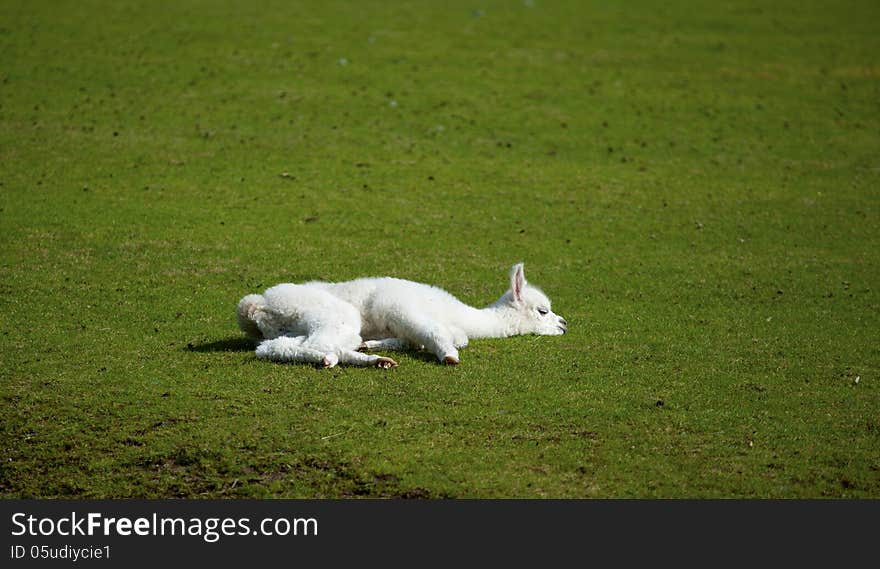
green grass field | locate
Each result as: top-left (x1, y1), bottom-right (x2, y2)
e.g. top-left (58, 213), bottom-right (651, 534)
top-left (1, 0), bottom-right (878, 498)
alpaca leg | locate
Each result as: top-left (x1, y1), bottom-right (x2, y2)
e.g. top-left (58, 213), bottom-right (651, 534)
top-left (450, 327), bottom-right (469, 349)
top-left (338, 350), bottom-right (398, 368)
top-left (255, 336), bottom-right (338, 367)
top-left (388, 316), bottom-right (459, 364)
top-left (359, 338), bottom-right (413, 351)
top-left (266, 334), bottom-right (396, 368)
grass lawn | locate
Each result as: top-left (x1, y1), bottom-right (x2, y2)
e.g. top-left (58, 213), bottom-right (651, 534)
top-left (1, 0), bottom-right (878, 498)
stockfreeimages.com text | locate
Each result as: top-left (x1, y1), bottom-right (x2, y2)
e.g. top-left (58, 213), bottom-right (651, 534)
top-left (11, 512), bottom-right (317, 543)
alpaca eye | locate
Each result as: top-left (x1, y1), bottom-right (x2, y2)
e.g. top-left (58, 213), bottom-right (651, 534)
top-left (537, 308), bottom-right (549, 316)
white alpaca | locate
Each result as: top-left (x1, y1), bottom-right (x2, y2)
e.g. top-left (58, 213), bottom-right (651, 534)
top-left (237, 263), bottom-right (566, 368)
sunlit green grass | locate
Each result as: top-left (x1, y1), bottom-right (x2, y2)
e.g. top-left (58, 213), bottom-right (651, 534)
top-left (1, 0), bottom-right (878, 498)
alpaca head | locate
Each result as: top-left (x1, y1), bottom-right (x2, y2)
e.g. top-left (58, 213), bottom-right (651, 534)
top-left (496, 263), bottom-right (567, 336)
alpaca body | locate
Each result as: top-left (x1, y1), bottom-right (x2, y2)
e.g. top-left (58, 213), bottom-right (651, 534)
top-left (237, 264), bottom-right (566, 368)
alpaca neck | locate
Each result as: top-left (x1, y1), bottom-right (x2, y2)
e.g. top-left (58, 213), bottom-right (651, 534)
top-left (457, 300), bottom-right (518, 339)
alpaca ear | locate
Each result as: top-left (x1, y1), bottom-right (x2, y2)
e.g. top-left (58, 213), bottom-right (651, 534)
top-left (509, 263), bottom-right (526, 303)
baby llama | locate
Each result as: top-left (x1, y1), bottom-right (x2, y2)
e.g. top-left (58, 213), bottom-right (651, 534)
top-left (237, 263), bottom-right (567, 368)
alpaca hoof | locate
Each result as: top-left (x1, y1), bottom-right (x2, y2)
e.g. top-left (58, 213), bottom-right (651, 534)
top-left (322, 354), bottom-right (339, 368)
top-left (357, 341), bottom-right (368, 351)
top-left (442, 355), bottom-right (460, 366)
top-left (376, 357), bottom-right (398, 369)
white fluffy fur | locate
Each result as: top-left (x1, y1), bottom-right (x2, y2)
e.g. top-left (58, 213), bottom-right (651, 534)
top-left (237, 263), bottom-right (566, 368)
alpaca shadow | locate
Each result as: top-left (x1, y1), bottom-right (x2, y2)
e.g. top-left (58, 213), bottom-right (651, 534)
top-left (185, 337), bottom-right (255, 353)
top-left (395, 349), bottom-right (446, 365)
